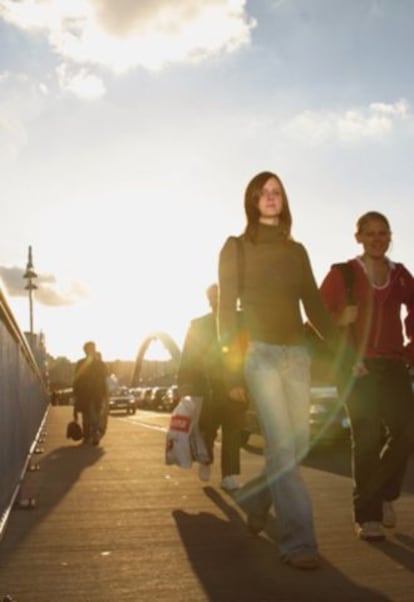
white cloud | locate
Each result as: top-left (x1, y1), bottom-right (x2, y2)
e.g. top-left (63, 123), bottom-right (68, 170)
top-left (0, 72), bottom-right (27, 161)
top-left (0, 0), bottom-right (255, 72)
top-left (282, 99), bottom-right (412, 145)
top-left (0, 72), bottom-right (52, 160)
top-left (369, 99), bottom-right (409, 117)
top-left (0, 107), bottom-right (27, 160)
top-left (36, 280), bottom-right (90, 306)
top-left (0, 265), bottom-right (89, 306)
top-left (56, 63), bottom-right (106, 99)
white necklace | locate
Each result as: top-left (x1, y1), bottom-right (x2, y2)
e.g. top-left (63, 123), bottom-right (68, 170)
top-left (356, 256), bottom-right (392, 290)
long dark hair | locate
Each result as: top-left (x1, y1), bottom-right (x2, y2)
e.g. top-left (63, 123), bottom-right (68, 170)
top-left (243, 171), bottom-right (292, 242)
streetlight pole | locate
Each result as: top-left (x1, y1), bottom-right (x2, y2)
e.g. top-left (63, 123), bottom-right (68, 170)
top-left (23, 245), bottom-right (37, 336)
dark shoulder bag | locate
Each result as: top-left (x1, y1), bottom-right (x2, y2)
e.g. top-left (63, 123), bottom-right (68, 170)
top-left (306, 262), bottom-right (355, 386)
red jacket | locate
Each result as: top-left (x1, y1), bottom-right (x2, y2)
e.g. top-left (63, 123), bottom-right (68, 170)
top-left (320, 258), bottom-right (414, 366)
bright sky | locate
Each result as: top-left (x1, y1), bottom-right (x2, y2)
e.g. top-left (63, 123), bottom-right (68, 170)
top-left (1, 0), bottom-right (413, 362)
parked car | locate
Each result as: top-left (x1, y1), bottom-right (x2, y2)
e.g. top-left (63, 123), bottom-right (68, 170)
top-left (142, 387), bottom-right (155, 409)
top-left (162, 385), bottom-right (180, 412)
top-left (51, 388), bottom-right (74, 406)
top-left (108, 387), bottom-right (137, 415)
top-left (242, 385), bottom-right (350, 449)
top-left (309, 386), bottom-right (350, 446)
top-left (131, 387), bottom-right (145, 408)
top-left (309, 372), bottom-right (414, 446)
top-left (148, 386), bottom-right (169, 411)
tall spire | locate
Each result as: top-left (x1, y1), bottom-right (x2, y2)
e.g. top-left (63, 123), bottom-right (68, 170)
top-left (23, 245), bottom-right (38, 335)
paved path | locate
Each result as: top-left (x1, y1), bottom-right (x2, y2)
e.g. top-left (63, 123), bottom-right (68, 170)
top-left (0, 406), bottom-right (413, 601)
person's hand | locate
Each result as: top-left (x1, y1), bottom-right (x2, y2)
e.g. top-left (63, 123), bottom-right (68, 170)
top-left (403, 342), bottom-right (414, 368)
top-left (337, 304), bottom-right (358, 326)
top-left (352, 361), bottom-right (368, 377)
top-left (228, 386), bottom-right (248, 403)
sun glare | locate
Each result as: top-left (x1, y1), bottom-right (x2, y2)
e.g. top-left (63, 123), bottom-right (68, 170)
top-left (11, 154), bottom-right (225, 362)
top-left (144, 339), bottom-right (172, 361)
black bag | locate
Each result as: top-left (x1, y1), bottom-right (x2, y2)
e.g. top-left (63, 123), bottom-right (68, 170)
top-left (305, 262), bottom-right (355, 386)
top-left (66, 420), bottom-right (83, 441)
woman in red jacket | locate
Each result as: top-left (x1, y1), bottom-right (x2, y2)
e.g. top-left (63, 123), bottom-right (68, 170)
top-left (320, 211), bottom-right (414, 542)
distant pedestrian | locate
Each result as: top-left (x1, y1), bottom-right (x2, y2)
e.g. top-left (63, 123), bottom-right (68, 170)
top-left (73, 341), bottom-right (108, 445)
top-left (320, 211), bottom-right (414, 541)
top-left (217, 170), bottom-right (340, 570)
top-left (177, 284), bottom-right (245, 491)
top-left (50, 390), bottom-right (58, 406)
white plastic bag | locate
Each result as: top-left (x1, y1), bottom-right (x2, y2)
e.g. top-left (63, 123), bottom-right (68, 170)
top-left (165, 396), bottom-right (209, 468)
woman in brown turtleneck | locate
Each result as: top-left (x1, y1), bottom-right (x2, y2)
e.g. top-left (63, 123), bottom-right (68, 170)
top-left (218, 171), bottom-right (338, 570)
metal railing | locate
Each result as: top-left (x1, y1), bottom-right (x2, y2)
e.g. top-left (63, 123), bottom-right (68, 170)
top-left (0, 286), bottom-right (49, 540)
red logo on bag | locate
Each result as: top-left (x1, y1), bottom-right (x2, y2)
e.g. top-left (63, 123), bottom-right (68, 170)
top-left (170, 415), bottom-right (191, 433)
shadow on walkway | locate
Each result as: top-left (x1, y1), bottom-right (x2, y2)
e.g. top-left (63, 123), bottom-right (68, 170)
top-left (3, 444), bottom-right (104, 551)
top-left (173, 486), bottom-right (392, 602)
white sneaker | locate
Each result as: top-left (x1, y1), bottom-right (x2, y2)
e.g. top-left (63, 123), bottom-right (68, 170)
top-left (220, 475), bottom-right (241, 492)
top-left (355, 521), bottom-right (385, 541)
top-left (198, 463), bottom-right (211, 482)
top-left (382, 501), bottom-right (396, 528)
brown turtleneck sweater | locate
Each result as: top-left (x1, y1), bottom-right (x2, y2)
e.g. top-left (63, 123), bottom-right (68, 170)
top-left (218, 223), bottom-right (338, 384)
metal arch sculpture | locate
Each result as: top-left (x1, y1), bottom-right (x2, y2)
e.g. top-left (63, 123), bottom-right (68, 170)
top-left (130, 330), bottom-right (181, 387)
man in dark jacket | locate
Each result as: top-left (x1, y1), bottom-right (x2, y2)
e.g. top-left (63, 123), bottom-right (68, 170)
top-left (177, 284), bottom-right (245, 491)
top-left (73, 341), bottom-right (108, 445)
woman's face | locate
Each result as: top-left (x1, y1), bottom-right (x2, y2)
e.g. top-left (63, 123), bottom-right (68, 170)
top-left (355, 218), bottom-right (391, 259)
top-left (257, 177), bottom-right (283, 223)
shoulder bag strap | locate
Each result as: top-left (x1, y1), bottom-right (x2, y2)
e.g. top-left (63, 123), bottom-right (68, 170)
top-left (331, 262), bottom-right (355, 304)
top-left (231, 236), bottom-right (245, 309)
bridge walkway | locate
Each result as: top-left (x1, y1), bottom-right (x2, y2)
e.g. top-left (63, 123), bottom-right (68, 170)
top-left (0, 406), bottom-right (413, 601)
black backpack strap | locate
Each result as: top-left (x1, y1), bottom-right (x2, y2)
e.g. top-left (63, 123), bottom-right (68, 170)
top-left (331, 262), bottom-right (354, 304)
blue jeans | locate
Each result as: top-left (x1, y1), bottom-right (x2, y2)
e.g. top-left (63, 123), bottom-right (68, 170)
top-left (243, 341), bottom-right (317, 557)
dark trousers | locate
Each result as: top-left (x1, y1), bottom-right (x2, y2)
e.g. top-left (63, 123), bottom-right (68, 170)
top-left (199, 397), bottom-right (243, 478)
top-left (79, 398), bottom-right (105, 442)
top-left (345, 358), bottom-right (414, 523)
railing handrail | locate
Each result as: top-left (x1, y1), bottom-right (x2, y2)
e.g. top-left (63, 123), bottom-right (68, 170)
top-left (0, 284), bottom-right (46, 387)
